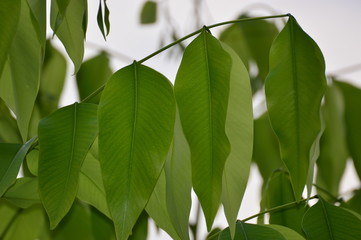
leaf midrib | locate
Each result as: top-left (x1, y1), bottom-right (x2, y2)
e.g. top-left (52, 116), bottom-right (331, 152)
top-left (320, 200), bottom-right (335, 240)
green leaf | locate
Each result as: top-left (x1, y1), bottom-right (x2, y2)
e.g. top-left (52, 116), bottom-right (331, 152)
top-left (263, 170), bottom-right (307, 234)
top-left (164, 109), bottom-right (192, 240)
top-left (316, 84), bottom-right (348, 198)
top-left (76, 52), bottom-right (112, 103)
top-left (220, 43), bottom-right (253, 237)
top-left (78, 152), bottom-right (110, 218)
top-left (0, 0), bottom-right (21, 77)
top-left (128, 211), bottom-right (148, 240)
top-left (266, 225), bottom-right (305, 240)
top-left (90, 208), bottom-right (116, 240)
top-left (8, 0), bottom-right (42, 141)
top-left (174, 29), bottom-right (231, 230)
top-left (0, 199), bottom-right (19, 236)
top-left (50, 0), bottom-right (85, 72)
top-left (302, 197), bottom-right (361, 239)
top-left (26, 148), bottom-right (39, 176)
top-left (37, 41), bottom-right (67, 117)
top-left (96, 0), bottom-right (110, 39)
top-left (38, 103), bottom-right (98, 229)
top-left (98, 62), bottom-right (175, 240)
top-left (27, 0), bottom-right (47, 47)
top-left (265, 16), bottom-right (327, 199)
top-left (0, 99), bottom-right (22, 143)
top-left (140, 1), bottom-right (157, 24)
top-left (0, 138), bottom-right (35, 197)
top-left (335, 81), bottom-right (361, 180)
top-left (3, 177), bottom-right (39, 208)
top-left (217, 222), bottom-right (286, 240)
top-left (342, 189), bottom-right (361, 215)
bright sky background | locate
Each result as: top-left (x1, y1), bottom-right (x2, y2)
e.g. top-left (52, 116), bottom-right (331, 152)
top-left (54, 0), bottom-right (361, 239)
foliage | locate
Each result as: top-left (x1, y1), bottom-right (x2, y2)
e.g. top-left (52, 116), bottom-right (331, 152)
top-left (1, 1), bottom-right (361, 240)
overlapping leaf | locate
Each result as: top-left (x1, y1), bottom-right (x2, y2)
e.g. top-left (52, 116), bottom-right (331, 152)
top-left (3, 177), bottom-right (39, 208)
top-left (0, 199), bottom-right (18, 236)
top-left (27, 0), bottom-right (47, 47)
top-left (38, 103), bottom-right (98, 228)
top-left (265, 16), bottom-right (327, 199)
top-left (99, 62), bottom-right (175, 240)
top-left (174, 29), bottom-right (231, 230)
top-left (0, 99), bottom-right (22, 143)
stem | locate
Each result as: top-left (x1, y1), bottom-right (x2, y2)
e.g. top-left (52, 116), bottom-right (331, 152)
top-left (241, 195), bottom-right (318, 222)
top-left (81, 85), bottom-right (106, 103)
top-left (313, 184), bottom-right (341, 203)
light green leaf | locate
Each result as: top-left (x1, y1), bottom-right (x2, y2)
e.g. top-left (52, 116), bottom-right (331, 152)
top-left (26, 148), bottom-right (39, 176)
top-left (302, 197), bottom-right (361, 239)
top-left (220, 43), bottom-right (253, 237)
top-left (140, 1), bottom-right (157, 24)
top-left (316, 84), bottom-right (348, 198)
top-left (146, 171), bottom-right (180, 240)
top-left (0, 138), bottom-right (35, 197)
top-left (0, 62), bottom-right (15, 112)
top-left (265, 16), bottom-right (327, 199)
top-left (165, 109), bottom-right (192, 240)
top-left (0, 199), bottom-right (18, 236)
top-left (335, 81), bottom-right (361, 180)
top-left (78, 152), bottom-right (110, 218)
top-left (76, 51), bottom-right (112, 103)
top-left (51, 0), bottom-right (85, 72)
top-left (38, 103), bottom-right (98, 229)
top-left (266, 225), bottom-right (305, 240)
top-left (174, 29), bottom-right (231, 230)
top-left (9, 0), bottom-right (42, 141)
top-left (99, 62), bottom-right (175, 240)
top-left (0, 0), bottom-right (21, 77)
top-left (0, 99), bottom-right (22, 143)
top-left (3, 177), bottom-right (39, 208)
top-left (27, 0), bottom-right (47, 47)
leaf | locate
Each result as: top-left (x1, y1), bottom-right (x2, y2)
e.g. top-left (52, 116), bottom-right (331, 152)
top-left (0, 138), bottom-right (35, 197)
top-left (76, 51), bottom-right (112, 103)
top-left (3, 177), bottom-right (39, 208)
top-left (26, 148), bottom-right (39, 176)
top-left (220, 43), bottom-right (253, 237)
top-left (38, 103), bottom-right (98, 229)
top-left (140, 1), bottom-right (157, 24)
top-left (265, 16), bottom-right (327, 199)
top-left (90, 208), bottom-right (116, 240)
top-left (0, 99), bottom-right (22, 143)
top-left (342, 189), bottom-right (361, 215)
top-left (316, 84), bottom-right (348, 198)
top-left (98, 62), bottom-right (175, 240)
top-left (174, 29), bottom-right (231, 230)
top-left (50, 0), bottom-right (85, 72)
top-left (8, 0), bottom-right (42, 141)
top-left (335, 81), bottom-right (361, 180)
top-left (0, 199), bottom-right (18, 236)
top-left (164, 109), bottom-right (192, 240)
top-left (27, 0), bottom-right (47, 47)
top-left (266, 225), bottom-right (305, 240)
top-left (0, 0), bottom-right (21, 77)
top-left (97, 0), bottom-right (110, 39)
top-left (302, 197), bottom-right (361, 239)
top-left (128, 211), bottom-right (148, 240)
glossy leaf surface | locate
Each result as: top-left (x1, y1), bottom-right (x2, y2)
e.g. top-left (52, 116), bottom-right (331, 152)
top-left (265, 16), bottom-right (327, 199)
top-left (99, 62), bottom-right (175, 240)
top-left (174, 29), bottom-right (231, 230)
top-left (38, 103), bottom-right (98, 228)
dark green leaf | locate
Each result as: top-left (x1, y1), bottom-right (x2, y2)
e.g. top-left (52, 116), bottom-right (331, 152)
top-left (96, 0), bottom-right (110, 40)
top-left (3, 177), bottom-right (39, 208)
top-left (342, 189), bottom-right (361, 215)
top-left (174, 29), bottom-right (231, 230)
top-left (38, 103), bottom-right (98, 229)
top-left (140, 1), bottom-right (157, 24)
top-left (99, 62), bottom-right (175, 240)
top-left (0, 199), bottom-right (19, 236)
top-left (0, 99), bottom-right (22, 143)
top-left (27, 0), bottom-right (47, 47)
top-left (97, 0), bottom-right (106, 40)
top-left (128, 211), bottom-right (148, 240)
top-left (302, 197), bottom-right (361, 240)
top-left (265, 16), bottom-right (327, 199)
top-left (76, 52), bottom-right (112, 103)
top-left (90, 208), bottom-right (116, 240)
top-left (221, 43), bottom-right (253, 237)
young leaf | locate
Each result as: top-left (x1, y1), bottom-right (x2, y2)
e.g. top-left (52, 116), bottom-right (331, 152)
top-left (221, 43), bottom-right (253, 237)
top-left (3, 177), bottom-right (39, 208)
top-left (0, 99), bottom-right (22, 143)
top-left (335, 81), bottom-right (361, 180)
top-left (302, 197), bottom-right (361, 239)
top-left (265, 16), bottom-right (327, 199)
top-left (174, 29), bottom-right (232, 230)
top-left (38, 103), bottom-right (98, 229)
top-left (98, 62), bottom-right (175, 240)
top-left (140, 1), bottom-right (157, 24)
top-left (0, 138), bottom-right (35, 197)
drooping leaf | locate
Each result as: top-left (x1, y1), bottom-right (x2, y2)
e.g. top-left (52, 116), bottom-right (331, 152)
top-left (302, 197), bottom-right (361, 239)
top-left (140, 1), bottom-right (157, 24)
top-left (0, 99), bottom-right (22, 143)
top-left (27, 0), bottom-right (47, 47)
top-left (265, 16), bottom-right (327, 199)
top-left (99, 62), bottom-right (175, 240)
top-left (220, 43), bottom-right (253, 237)
top-left (76, 52), bottom-right (112, 103)
top-left (38, 103), bottom-right (98, 229)
top-left (0, 138), bottom-right (35, 197)
top-left (174, 29), bottom-right (231, 230)
top-left (164, 109), bottom-right (192, 240)
top-left (0, 0), bottom-right (21, 77)
top-left (97, 0), bottom-right (110, 39)
top-left (0, 199), bottom-right (19, 236)
top-left (335, 81), bottom-right (361, 180)
top-left (3, 177), bottom-right (39, 208)
top-left (316, 84), bottom-right (348, 199)
top-left (50, 0), bottom-right (85, 72)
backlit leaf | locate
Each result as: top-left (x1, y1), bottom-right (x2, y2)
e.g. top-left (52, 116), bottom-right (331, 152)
top-left (38, 103), bottom-right (98, 229)
top-left (3, 177), bottom-right (39, 208)
top-left (174, 29), bottom-right (231, 230)
top-left (99, 62), bottom-right (175, 240)
top-left (265, 16), bottom-right (327, 199)
top-left (266, 225), bottom-right (305, 240)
